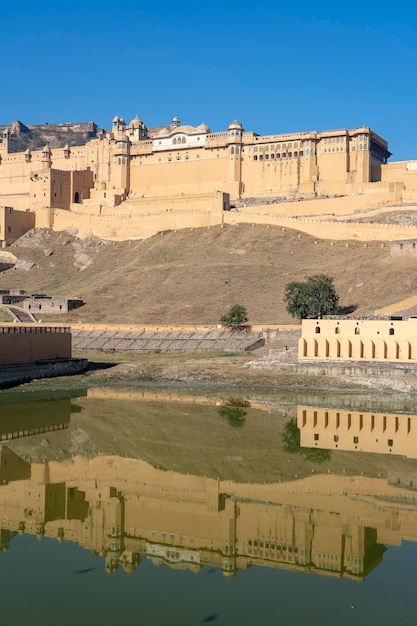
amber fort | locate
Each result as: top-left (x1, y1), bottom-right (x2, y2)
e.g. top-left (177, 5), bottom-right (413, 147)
top-left (2, 113), bottom-right (417, 246)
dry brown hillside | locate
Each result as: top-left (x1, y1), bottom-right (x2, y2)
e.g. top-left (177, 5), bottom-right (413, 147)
top-left (1, 224), bottom-right (417, 325)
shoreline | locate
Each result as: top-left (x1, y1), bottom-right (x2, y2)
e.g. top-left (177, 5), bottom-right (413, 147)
top-left (1, 348), bottom-right (416, 397)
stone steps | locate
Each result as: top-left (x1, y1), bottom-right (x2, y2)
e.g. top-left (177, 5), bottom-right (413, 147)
top-left (71, 330), bottom-right (265, 353)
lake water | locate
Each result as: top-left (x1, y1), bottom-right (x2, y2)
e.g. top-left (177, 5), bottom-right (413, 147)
top-left (0, 387), bottom-right (416, 625)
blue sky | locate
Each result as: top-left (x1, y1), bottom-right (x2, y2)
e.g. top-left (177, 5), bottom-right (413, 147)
top-left (2, 1), bottom-right (417, 161)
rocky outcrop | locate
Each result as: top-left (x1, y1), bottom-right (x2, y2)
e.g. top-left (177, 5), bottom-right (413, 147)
top-left (0, 119), bottom-right (102, 152)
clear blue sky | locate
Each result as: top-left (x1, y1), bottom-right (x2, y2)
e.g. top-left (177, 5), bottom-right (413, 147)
top-left (2, 1), bottom-right (417, 161)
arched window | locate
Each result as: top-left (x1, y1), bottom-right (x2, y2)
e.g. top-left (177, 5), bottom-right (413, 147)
top-left (355, 327), bottom-right (360, 335)
top-left (173, 138), bottom-right (177, 145)
top-left (315, 326), bottom-right (321, 334)
top-left (74, 192), bottom-right (80, 203)
top-left (335, 327), bottom-right (340, 334)
top-left (389, 328), bottom-right (395, 335)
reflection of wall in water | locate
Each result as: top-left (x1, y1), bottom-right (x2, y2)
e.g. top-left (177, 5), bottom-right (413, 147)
top-left (298, 406), bottom-right (417, 458)
top-left (0, 453), bottom-right (416, 580)
top-left (0, 398), bottom-right (71, 442)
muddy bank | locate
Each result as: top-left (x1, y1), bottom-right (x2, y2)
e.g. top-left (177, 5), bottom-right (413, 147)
top-left (4, 348), bottom-right (416, 397)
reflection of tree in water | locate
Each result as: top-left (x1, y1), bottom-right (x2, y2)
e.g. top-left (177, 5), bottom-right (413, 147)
top-left (282, 418), bottom-right (331, 463)
top-left (218, 399), bottom-right (250, 428)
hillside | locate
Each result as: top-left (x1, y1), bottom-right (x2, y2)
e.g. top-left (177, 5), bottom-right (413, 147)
top-left (0, 120), bottom-right (100, 152)
top-left (1, 224), bottom-right (417, 325)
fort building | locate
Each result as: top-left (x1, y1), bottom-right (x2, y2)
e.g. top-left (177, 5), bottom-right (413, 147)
top-left (2, 113), bottom-right (417, 245)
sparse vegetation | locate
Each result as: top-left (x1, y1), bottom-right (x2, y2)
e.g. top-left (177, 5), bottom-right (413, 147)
top-left (4, 223), bottom-right (417, 326)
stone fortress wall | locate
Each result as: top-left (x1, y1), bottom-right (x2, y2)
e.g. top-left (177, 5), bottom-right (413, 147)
top-left (1, 113), bottom-right (417, 245)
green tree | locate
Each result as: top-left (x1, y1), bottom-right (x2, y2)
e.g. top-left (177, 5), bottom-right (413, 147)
top-left (284, 274), bottom-right (339, 319)
top-left (219, 304), bottom-right (249, 330)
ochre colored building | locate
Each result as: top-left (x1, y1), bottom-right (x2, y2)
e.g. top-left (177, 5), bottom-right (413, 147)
top-left (298, 317), bottom-right (417, 363)
top-left (2, 114), bottom-right (417, 244)
top-left (0, 114), bottom-right (402, 244)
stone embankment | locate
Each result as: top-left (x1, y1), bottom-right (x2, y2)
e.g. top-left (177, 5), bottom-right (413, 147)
top-left (0, 358), bottom-right (88, 389)
top-left (72, 328), bottom-right (265, 352)
top-left (246, 347), bottom-right (417, 391)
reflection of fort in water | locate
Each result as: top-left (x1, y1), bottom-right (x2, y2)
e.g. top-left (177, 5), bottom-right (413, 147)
top-left (1, 446), bottom-right (417, 581)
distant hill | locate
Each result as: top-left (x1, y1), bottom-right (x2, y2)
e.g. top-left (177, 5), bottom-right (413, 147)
top-left (0, 120), bottom-right (102, 152)
top-left (1, 224), bottom-right (417, 326)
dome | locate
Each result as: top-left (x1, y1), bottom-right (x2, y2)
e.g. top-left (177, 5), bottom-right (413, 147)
top-left (172, 116), bottom-right (181, 126)
top-left (119, 117), bottom-right (126, 126)
top-left (130, 115), bottom-right (142, 130)
top-left (112, 115), bottom-right (120, 124)
top-left (197, 123), bottom-right (210, 133)
top-left (227, 120), bottom-right (243, 130)
top-left (174, 125), bottom-right (195, 135)
top-left (228, 120), bottom-right (243, 131)
top-left (117, 132), bottom-right (129, 142)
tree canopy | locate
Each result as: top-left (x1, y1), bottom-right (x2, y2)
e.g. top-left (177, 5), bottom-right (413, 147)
top-left (219, 304), bottom-right (249, 330)
top-left (284, 274), bottom-right (339, 319)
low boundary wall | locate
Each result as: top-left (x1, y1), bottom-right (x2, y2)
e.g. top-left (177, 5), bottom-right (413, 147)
top-left (276, 360), bottom-right (417, 379)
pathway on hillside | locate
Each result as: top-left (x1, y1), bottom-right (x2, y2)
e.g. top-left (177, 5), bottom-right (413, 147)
top-left (1, 305), bottom-right (37, 323)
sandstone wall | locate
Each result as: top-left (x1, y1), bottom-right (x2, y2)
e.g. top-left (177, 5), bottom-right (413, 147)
top-left (0, 326), bottom-right (71, 365)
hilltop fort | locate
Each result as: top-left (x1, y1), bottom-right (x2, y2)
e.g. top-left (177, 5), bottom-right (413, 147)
top-left (1, 114), bottom-right (417, 246)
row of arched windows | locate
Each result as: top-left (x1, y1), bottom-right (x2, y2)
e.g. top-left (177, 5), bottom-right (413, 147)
top-left (315, 326), bottom-right (395, 335)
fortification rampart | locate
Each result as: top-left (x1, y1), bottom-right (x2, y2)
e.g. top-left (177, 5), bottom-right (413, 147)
top-left (32, 191), bottom-right (417, 243)
top-left (225, 211), bottom-right (417, 241)
top-left (46, 190), bottom-right (226, 240)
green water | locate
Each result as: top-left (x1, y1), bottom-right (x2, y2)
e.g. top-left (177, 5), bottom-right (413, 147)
top-left (0, 388), bottom-right (416, 625)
